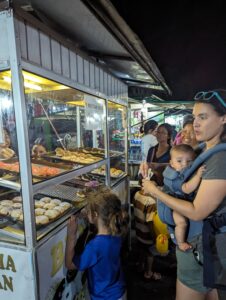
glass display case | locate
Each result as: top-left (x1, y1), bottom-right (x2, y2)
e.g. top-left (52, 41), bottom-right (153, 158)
top-left (108, 101), bottom-right (127, 186)
top-left (0, 10), bottom-right (129, 300)
top-left (0, 69), bottom-right (128, 245)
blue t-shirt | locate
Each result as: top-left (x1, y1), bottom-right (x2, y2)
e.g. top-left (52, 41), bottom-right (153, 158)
top-left (73, 235), bottom-right (125, 300)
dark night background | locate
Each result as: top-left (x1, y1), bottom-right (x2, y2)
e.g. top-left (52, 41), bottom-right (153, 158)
top-left (111, 0), bottom-right (226, 100)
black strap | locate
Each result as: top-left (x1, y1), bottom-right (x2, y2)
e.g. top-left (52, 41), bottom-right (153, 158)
top-left (202, 213), bottom-right (226, 290)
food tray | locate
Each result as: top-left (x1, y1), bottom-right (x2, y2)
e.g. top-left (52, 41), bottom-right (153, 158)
top-left (16, 205), bottom-right (72, 229)
top-left (91, 170), bottom-right (125, 179)
top-left (38, 185), bottom-right (83, 202)
top-left (43, 152), bottom-right (102, 165)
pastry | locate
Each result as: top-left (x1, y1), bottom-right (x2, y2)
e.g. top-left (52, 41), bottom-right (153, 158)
top-left (55, 147), bottom-right (65, 157)
top-left (59, 202), bottom-right (71, 211)
top-left (35, 215), bottom-right (49, 225)
top-left (45, 209), bottom-right (60, 219)
top-left (76, 191), bottom-right (85, 198)
top-left (1, 200), bottom-right (13, 206)
top-left (0, 206), bottom-right (12, 215)
top-left (40, 197), bottom-right (52, 203)
top-left (0, 147), bottom-right (15, 159)
top-left (43, 203), bottom-right (56, 210)
top-left (12, 203), bottom-right (22, 209)
top-left (35, 201), bottom-right (45, 208)
top-left (11, 209), bottom-right (22, 219)
top-left (50, 199), bottom-right (61, 205)
top-left (19, 213), bottom-right (24, 221)
top-left (12, 196), bottom-right (22, 203)
top-left (54, 206), bottom-right (65, 214)
top-left (35, 208), bottom-right (46, 216)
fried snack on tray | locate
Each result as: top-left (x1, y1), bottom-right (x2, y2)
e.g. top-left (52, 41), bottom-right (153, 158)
top-left (0, 148), bottom-right (15, 160)
top-left (55, 147), bottom-right (65, 157)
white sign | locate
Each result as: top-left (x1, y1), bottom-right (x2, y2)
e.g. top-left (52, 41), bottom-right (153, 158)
top-left (84, 95), bottom-right (104, 130)
top-left (0, 247), bottom-right (36, 300)
top-left (37, 220), bottom-right (89, 300)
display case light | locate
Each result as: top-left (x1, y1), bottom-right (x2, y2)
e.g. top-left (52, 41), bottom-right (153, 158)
top-left (3, 76), bottom-right (42, 91)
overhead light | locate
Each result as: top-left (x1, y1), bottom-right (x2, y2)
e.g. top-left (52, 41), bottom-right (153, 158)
top-left (3, 76), bottom-right (42, 91)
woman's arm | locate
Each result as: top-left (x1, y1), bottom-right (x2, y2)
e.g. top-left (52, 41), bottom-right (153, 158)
top-left (65, 215), bottom-right (78, 270)
top-left (142, 179), bottom-right (226, 221)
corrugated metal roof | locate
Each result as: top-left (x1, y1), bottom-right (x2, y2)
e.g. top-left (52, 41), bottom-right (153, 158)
top-left (11, 0), bottom-right (170, 98)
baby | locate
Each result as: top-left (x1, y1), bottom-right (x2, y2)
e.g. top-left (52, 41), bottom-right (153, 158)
top-left (166, 144), bottom-right (205, 251)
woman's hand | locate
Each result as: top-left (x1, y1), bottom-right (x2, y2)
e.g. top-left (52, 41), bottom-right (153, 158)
top-left (139, 161), bottom-right (149, 178)
top-left (67, 215), bottom-right (78, 236)
top-left (142, 179), bottom-right (159, 197)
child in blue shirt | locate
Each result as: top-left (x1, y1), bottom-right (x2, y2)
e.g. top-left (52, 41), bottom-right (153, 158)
top-left (65, 189), bottom-right (128, 300)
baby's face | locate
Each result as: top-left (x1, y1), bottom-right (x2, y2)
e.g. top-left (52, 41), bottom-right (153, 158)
top-left (170, 150), bottom-right (194, 171)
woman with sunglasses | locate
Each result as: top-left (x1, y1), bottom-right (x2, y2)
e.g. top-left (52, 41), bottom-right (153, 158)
top-left (142, 90), bottom-right (226, 300)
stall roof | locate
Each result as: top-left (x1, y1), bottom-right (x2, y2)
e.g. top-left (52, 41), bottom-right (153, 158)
top-left (10, 0), bottom-right (170, 99)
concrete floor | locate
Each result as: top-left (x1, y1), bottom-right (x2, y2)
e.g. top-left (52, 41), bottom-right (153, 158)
top-left (124, 230), bottom-right (177, 300)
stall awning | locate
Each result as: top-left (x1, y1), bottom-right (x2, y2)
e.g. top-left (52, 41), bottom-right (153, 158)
top-left (11, 0), bottom-right (171, 98)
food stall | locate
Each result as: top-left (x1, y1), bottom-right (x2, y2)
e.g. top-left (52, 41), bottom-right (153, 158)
top-left (0, 8), bottom-right (128, 300)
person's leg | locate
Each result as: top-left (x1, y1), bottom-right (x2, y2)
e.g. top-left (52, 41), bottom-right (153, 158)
top-left (144, 252), bottom-right (162, 280)
top-left (144, 252), bottom-right (153, 278)
top-left (176, 279), bottom-right (206, 300)
top-left (173, 211), bottom-right (191, 251)
top-left (206, 289), bottom-right (219, 300)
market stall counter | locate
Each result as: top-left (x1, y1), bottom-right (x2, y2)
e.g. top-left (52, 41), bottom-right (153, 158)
top-left (0, 8), bottom-right (129, 300)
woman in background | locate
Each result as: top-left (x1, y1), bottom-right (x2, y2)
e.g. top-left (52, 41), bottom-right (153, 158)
top-left (141, 120), bottom-right (158, 161)
top-left (146, 123), bottom-right (172, 185)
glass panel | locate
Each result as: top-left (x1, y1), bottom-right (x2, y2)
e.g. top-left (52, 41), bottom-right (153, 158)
top-left (0, 70), bottom-right (25, 244)
top-left (21, 70), bottom-right (106, 184)
top-left (108, 101), bottom-right (127, 186)
top-left (33, 176), bottom-right (106, 240)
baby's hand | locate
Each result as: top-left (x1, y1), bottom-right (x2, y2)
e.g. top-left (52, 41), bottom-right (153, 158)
top-left (67, 215), bottom-right (78, 236)
top-left (197, 165), bottom-right (206, 178)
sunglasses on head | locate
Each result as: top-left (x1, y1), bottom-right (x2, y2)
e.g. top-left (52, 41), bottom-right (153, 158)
top-left (194, 91), bottom-right (226, 108)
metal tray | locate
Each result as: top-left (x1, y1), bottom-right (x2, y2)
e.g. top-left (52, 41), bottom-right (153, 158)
top-left (91, 170), bottom-right (126, 179)
top-left (37, 184), bottom-right (85, 202)
top-left (43, 151), bottom-right (103, 165)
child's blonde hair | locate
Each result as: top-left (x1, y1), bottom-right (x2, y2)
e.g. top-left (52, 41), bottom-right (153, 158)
top-left (86, 187), bottom-right (129, 236)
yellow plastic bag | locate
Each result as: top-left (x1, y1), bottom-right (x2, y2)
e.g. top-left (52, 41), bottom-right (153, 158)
top-left (153, 211), bottom-right (169, 237)
top-left (156, 233), bottom-right (169, 254)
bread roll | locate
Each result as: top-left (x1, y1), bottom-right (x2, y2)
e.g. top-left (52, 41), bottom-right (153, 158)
top-left (19, 213), bottom-right (24, 221)
top-left (35, 201), bottom-right (45, 208)
top-left (12, 203), bottom-right (22, 209)
top-left (54, 206), bottom-right (65, 214)
top-left (13, 196), bottom-right (22, 203)
top-left (50, 199), bottom-right (61, 205)
top-left (11, 209), bottom-right (22, 219)
top-left (45, 209), bottom-right (59, 219)
top-left (0, 206), bottom-right (12, 215)
top-left (1, 200), bottom-right (13, 206)
top-left (35, 208), bottom-right (46, 216)
top-left (43, 203), bottom-right (56, 210)
top-left (40, 197), bottom-right (52, 203)
top-left (36, 215), bottom-right (49, 225)
top-left (60, 202), bottom-right (71, 209)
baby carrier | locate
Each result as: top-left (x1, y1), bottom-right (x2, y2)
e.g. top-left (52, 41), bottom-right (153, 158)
top-left (157, 143), bottom-right (226, 289)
